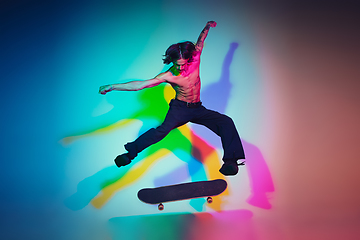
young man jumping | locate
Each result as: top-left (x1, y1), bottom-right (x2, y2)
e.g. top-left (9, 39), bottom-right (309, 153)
top-left (99, 21), bottom-right (245, 176)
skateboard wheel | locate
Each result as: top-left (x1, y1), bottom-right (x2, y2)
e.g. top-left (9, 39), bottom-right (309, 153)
top-left (158, 203), bottom-right (164, 211)
top-left (207, 197), bottom-right (213, 203)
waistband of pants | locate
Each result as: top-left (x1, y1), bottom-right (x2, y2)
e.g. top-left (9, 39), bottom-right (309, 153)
top-left (173, 99), bottom-right (202, 108)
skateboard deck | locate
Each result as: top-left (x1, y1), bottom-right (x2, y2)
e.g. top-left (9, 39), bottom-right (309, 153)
top-left (138, 179), bottom-right (227, 210)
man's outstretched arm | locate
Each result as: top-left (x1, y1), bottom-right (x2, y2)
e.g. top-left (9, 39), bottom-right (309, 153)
top-left (195, 21), bottom-right (217, 53)
top-left (99, 74), bottom-right (167, 95)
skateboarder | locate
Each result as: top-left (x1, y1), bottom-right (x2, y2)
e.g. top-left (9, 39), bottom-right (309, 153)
top-left (99, 21), bottom-right (245, 175)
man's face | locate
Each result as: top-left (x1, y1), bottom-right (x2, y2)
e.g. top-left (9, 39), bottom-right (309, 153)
top-left (173, 58), bottom-right (189, 74)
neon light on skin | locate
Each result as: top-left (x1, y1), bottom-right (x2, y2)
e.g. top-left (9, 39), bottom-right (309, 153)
top-left (172, 58), bottom-right (191, 76)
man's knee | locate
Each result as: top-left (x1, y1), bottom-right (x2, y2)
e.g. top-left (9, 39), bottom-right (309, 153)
top-left (155, 124), bottom-right (174, 137)
top-left (221, 114), bottom-right (234, 125)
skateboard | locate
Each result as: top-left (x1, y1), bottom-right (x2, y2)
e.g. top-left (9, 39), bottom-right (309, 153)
top-left (137, 179), bottom-right (227, 210)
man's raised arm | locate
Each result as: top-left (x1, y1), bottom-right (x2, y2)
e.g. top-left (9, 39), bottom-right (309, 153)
top-left (99, 74), bottom-right (167, 95)
top-left (195, 21), bottom-right (217, 53)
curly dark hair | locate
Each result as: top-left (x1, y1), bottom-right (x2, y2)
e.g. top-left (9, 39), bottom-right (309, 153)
top-left (163, 41), bottom-right (196, 64)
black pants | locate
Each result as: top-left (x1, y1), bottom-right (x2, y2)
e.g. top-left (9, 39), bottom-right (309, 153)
top-left (125, 99), bottom-right (245, 162)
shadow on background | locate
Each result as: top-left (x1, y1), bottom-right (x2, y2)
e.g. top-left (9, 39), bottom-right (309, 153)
top-left (243, 140), bottom-right (274, 209)
top-left (193, 42), bottom-right (274, 209)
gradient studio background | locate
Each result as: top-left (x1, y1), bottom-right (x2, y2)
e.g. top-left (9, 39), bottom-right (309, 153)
top-left (1, 0), bottom-right (360, 239)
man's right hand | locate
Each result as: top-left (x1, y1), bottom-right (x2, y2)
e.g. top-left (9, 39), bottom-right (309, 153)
top-left (99, 84), bottom-right (113, 95)
top-left (207, 21), bottom-right (217, 28)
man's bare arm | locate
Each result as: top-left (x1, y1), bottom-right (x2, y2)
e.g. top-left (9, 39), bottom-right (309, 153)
top-left (195, 21), bottom-right (217, 52)
top-left (99, 76), bottom-right (166, 95)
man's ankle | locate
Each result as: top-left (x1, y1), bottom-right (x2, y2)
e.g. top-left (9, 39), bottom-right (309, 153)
top-left (219, 161), bottom-right (238, 176)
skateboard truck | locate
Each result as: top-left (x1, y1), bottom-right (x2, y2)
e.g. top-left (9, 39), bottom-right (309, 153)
top-left (156, 196), bottom-right (214, 211)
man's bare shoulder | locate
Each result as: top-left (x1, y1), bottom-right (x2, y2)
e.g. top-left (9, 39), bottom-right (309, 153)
top-left (155, 71), bottom-right (175, 82)
top-left (193, 50), bottom-right (201, 59)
